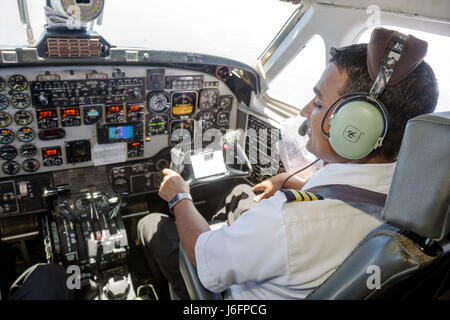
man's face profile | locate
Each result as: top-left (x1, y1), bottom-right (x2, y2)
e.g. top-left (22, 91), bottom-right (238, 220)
top-left (300, 63), bottom-right (349, 163)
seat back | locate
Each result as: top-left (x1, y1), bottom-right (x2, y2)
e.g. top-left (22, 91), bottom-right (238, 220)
top-left (308, 112), bottom-right (450, 299)
top-left (307, 225), bottom-right (449, 299)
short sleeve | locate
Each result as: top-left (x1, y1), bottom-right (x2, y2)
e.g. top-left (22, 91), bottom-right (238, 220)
top-left (194, 191), bottom-right (289, 292)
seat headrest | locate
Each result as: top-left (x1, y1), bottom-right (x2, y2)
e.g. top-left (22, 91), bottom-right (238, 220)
top-left (384, 112), bottom-right (450, 241)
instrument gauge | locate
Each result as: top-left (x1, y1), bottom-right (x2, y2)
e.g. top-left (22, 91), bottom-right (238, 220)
top-left (148, 91), bottom-right (170, 114)
top-left (0, 129), bottom-right (14, 144)
top-left (17, 127), bottom-right (35, 142)
top-left (0, 95), bottom-right (9, 110)
top-left (11, 93), bottom-right (31, 109)
top-left (8, 75), bottom-right (28, 92)
top-left (0, 145), bottom-right (18, 161)
top-left (147, 114), bottom-right (168, 136)
top-left (219, 95), bottom-right (233, 109)
top-left (54, 0), bottom-right (105, 22)
top-left (171, 92), bottom-right (197, 117)
top-left (0, 112), bottom-right (12, 127)
top-left (20, 144), bottom-right (37, 158)
top-left (217, 110), bottom-right (231, 126)
top-left (196, 110), bottom-right (217, 132)
top-left (22, 158), bottom-right (40, 173)
top-left (0, 77), bottom-right (5, 92)
top-left (83, 106), bottom-right (102, 125)
top-left (170, 119), bottom-right (194, 145)
top-left (199, 89), bottom-right (219, 109)
top-left (14, 110), bottom-right (33, 126)
top-left (2, 161), bottom-right (20, 175)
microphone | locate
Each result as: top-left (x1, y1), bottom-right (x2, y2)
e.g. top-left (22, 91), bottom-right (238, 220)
top-left (298, 119), bottom-right (309, 136)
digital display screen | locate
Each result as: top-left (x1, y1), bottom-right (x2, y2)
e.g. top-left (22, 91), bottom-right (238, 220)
top-left (128, 105), bottom-right (141, 112)
top-left (106, 105), bottom-right (123, 114)
top-left (108, 125), bottom-right (134, 140)
top-left (38, 110), bottom-right (57, 119)
top-left (42, 147), bottom-right (61, 158)
top-left (61, 108), bottom-right (80, 118)
top-left (66, 140), bottom-right (91, 163)
top-left (171, 92), bottom-right (196, 116)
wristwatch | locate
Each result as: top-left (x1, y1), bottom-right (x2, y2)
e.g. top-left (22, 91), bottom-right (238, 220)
top-left (168, 193), bottom-right (193, 214)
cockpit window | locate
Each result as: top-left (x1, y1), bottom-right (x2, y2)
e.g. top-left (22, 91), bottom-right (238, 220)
top-left (266, 34), bottom-right (326, 110)
top-left (1, 0), bottom-right (295, 66)
top-left (358, 26), bottom-right (450, 112)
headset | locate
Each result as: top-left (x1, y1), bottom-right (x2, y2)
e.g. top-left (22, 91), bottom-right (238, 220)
top-left (282, 31), bottom-right (410, 190)
top-left (319, 31), bottom-right (410, 160)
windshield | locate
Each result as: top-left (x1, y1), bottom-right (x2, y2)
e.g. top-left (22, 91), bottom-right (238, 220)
top-left (0, 0), bottom-right (295, 66)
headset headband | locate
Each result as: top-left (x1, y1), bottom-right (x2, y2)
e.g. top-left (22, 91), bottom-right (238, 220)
top-left (370, 31), bottom-right (409, 98)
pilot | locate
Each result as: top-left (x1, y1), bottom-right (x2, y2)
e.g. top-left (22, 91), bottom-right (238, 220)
top-left (137, 28), bottom-right (439, 299)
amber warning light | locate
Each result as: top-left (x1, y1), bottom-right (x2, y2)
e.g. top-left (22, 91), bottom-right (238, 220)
top-left (38, 110), bottom-right (55, 119)
top-left (128, 105), bottom-right (140, 112)
top-left (62, 108), bottom-right (80, 117)
top-left (107, 106), bottom-right (121, 114)
top-left (43, 148), bottom-right (60, 157)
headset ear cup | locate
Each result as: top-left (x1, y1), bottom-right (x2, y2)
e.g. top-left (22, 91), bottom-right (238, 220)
top-left (328, 98), bottom-right (387, 159)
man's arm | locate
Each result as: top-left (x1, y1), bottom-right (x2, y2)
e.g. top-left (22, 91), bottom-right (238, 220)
top-left (158, 169), bottom-right (209, 267)
top-left (252, 172), bottom-right (307, 202)
top-left (173, 200), bottom-right (209, 267)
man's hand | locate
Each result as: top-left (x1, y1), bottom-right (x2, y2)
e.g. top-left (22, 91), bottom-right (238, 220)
top-left (252, 174), bottom-right (285, 202)
top-left (158, 168), bottom-right (190, 202)
top-left (252, 173), bottom-right (307, 202)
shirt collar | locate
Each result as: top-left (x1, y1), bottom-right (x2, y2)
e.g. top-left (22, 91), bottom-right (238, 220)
top-left (302, 162), bottom-right (396, 193)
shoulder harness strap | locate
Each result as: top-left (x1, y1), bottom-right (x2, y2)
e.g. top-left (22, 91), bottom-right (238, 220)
top-left (282, 184), bottom-right (387, 222)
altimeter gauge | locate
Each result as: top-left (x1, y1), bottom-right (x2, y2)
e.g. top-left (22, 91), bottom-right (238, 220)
top-left (148, 92), bottom-right (170, 114)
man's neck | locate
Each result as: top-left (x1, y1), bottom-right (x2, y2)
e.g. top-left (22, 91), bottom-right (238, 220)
top-left (323, 155), bottom-right (392, 166)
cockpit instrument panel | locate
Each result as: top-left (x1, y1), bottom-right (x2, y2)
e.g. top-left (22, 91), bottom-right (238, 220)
top-left (0, 66), bottom-right (238, 177)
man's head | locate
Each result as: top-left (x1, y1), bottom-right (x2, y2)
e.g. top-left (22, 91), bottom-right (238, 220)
top-left (300, 38), bottom-right (438, 163)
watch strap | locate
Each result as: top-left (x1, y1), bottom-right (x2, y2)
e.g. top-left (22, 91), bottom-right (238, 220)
top-left (168, 193), bottom-right (192, 213)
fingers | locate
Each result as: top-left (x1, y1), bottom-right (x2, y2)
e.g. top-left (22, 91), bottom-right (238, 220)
top-left (251, 183), bottom-right (265, 192)
top-left (253, 192), bottom-right (268, 203)
top-left (162, 168), bottom-right (176, 176)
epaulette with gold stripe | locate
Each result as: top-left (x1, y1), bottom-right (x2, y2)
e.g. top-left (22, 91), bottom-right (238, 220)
top-left (281, 189), bottom-right (324, 202)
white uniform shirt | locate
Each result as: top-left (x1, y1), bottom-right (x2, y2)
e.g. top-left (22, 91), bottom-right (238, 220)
top-left (195, 162), bottom-right (396, 299)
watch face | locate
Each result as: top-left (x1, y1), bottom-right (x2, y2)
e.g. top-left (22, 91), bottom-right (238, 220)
top-left (168, 193), bottom-right (192, 213)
